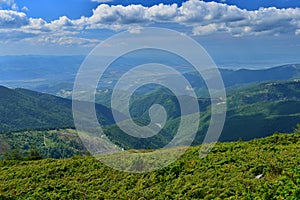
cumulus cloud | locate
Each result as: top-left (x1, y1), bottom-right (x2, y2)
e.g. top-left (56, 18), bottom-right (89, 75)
top-left (0, 10), bottom-right (28, 28)
top-left (79, 0), bottom-right (300, 36)
top-left (146, 3), bottom-right (178, 21)
top-left (1, 0), bottom-right (300, 45)
top-left (88, 4), bottom-right (148, 25)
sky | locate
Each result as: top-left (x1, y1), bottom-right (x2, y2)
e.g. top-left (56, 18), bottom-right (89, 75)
top-left (0, 0), bottom-right (300, 68)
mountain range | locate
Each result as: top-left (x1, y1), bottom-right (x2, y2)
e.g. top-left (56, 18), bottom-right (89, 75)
top-left (0, 63), bottom-right (300, 152)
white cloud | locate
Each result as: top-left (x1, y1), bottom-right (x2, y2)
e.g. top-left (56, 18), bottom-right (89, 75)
top-left (146, 3), bottom-right (178, 21)
top-left (88, 4), bottom-right (148, 25)
top-left (48, 16), bottom-right (74, 29)
top-left (0, 10), bottom-right (28, 28)
top-left (1, 0), bottom-right (300, 46)
top-left (80, 0), bottom-right (300, 36)
top-left (0, 0), bottom-right (18, 10)
top-left (128, 26), bottom-right (142, 34)
top-left (34, 34), bottom-right (100, 46)
top-left (0, 0), bottom-right (13, 6)
top-left (21, 6), bottom-right (28, 12)
top-left (192, 24), bottom-right (221, 35)
top-left (11, 3), bottom-right (17, 10)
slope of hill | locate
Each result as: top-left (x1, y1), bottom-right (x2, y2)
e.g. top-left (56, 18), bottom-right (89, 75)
top-left (0, 86), bottom-right (114, 132)
top-left (1, 78), bottom-right (300, 150)
top-left (0, 129), bottom-right (88, 160)
top-left (219, 80), bottom-right (300, 141)
top-left (1, 128), bottom-right (300, 199)
top-left (97, 79), bottom-right (300, 149)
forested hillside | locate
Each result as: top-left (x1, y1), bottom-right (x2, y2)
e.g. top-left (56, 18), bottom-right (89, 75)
top-left (0, 86), bottom-right (114, 132)
top-left (99, 80), bottom-right (300, 149)
top-left (1, 79), bottom-right (300, 151)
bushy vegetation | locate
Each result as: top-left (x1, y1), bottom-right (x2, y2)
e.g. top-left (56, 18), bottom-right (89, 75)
top-left (1, 126), bottom-right (300, 199)
top-left (0, 129), bottom-right (88, 160)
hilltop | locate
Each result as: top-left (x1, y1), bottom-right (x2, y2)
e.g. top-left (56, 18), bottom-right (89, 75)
top-left (0, 127), bottom-right (300, 199)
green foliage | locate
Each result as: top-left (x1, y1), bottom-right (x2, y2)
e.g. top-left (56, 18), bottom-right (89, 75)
top-left (1, 129), bottom-right (300, 199)
top-left (0, 129), bottom-right (88, 160)
top-left (4, 148), bottom-right (43, 161)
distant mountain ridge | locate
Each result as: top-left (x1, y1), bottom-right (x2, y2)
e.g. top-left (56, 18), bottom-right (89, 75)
top-left (185, 64), bottom-right (300, 91)
top-left (221, 64), bottom-right (300, 87)
top-left (0, 54), bottom-right (299, 95)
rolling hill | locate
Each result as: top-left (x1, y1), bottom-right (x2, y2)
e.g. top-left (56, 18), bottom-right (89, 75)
top-left (100, 79), bottom-right (300, 149)
top-left (219, 80), bottom-right (300, 141)
top-left (1, 77), bottom-right (300, 151)
top-left (0, 86), bottom-right (115, 132)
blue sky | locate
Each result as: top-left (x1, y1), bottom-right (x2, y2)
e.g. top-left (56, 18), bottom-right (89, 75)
top-left (0, 0), bottom-right (300, 68)
top-left (10, 0), bottom-right (300, 21)
top-left (3, 1), bottom-right (187, 21)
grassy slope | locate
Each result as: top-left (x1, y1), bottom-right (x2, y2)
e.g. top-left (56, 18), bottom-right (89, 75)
top-left (1, 130), bottom-right (300, 199)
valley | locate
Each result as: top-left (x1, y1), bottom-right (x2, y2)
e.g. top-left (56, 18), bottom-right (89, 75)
top-left (0, 64), bottom-right (300, 156)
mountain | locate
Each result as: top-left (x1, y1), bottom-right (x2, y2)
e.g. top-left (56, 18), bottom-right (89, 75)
top-left (1, 64), bottom-right (300, 150)
top-left (1, 129), bottom-right (300, 199)
top-left (221, 64), bottom-right (300, 87)
top-left (0, 79), bottom-right (300, 160)
top-left (2, 77), bottom-right (299, 151)
top-left (31, 64), bottom-right (300, 102)
top-left (183, 64), bottom-right (300, 94)
top-left (100, 79), bottom-right (300, 149)
top-left (0, 86), bottom-right (115, 132)
top-left (219, 80), bottom-right (300, 141)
